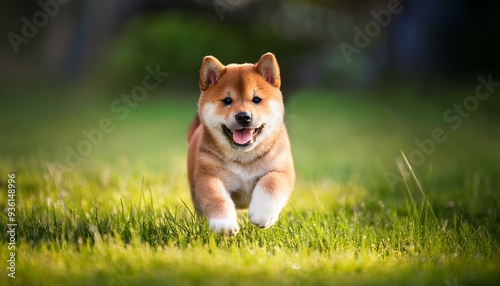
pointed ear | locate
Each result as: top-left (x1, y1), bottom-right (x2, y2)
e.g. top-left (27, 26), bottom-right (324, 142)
top-left (200, 56), bottom-right (225, 91)
top-left (255, 52), bottom-right (281, 88)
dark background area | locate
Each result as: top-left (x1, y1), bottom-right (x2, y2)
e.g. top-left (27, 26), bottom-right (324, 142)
top-left (1, 0), bottom-right (499, 94)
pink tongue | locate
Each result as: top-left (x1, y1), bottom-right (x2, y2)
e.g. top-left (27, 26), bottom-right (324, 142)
top-left (232, 129), bottom-right (252, 145)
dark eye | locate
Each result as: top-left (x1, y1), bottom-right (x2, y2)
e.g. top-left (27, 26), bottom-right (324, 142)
top-left (252, 97), bottom-right (262, 104)
top-left (222, 97), bottom-right (232, 105)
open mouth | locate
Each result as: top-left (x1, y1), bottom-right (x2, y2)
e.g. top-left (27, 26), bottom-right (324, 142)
top-left (222, 125), bottom-right (263, 147)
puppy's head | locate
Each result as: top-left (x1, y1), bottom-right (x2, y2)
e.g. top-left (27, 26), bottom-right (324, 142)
top-left (198, 53), bottom-right (284, 152)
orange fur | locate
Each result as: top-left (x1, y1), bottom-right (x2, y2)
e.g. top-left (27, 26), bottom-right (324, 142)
top-left (187, 53), bottom-right (295, 235)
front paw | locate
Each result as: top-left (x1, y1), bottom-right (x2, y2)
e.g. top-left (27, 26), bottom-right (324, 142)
top-left (248, 189), bottom-right (286, 229)
top-left (209, 217), bottom-right (240, 236)
top-left (248, 208), bottom-right (279, 229)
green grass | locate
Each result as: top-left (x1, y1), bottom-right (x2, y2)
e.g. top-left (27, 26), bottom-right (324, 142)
top-left (1, 86), bottom-right (499, 285)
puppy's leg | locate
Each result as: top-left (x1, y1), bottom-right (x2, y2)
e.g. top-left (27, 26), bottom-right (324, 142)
top-left (195, 177), bottom-right (239, 235)
top-left (248, 172), bottom-right (293, 228)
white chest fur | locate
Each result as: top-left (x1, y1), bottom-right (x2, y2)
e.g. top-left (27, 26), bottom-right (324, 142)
top-left (225, 162), bottom-right (265, 209)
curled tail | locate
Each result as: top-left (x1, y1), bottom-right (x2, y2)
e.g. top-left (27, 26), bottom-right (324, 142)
top-left (187, 113), bottom-right (201, 142)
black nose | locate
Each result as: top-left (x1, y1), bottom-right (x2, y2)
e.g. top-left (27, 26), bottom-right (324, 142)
top-left (235, 112), bottom-right (251, 125)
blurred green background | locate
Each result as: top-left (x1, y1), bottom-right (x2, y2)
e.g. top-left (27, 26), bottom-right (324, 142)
top-left (1, 0), bottom-right (499, 186)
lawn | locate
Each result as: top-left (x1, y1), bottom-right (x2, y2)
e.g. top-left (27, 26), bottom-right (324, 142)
top-left (1, 85), bottom-right (499, 285)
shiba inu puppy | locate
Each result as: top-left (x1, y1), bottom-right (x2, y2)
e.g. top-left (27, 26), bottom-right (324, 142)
top-left (187, 53), bottom-right (295, 235)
